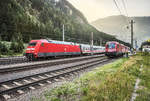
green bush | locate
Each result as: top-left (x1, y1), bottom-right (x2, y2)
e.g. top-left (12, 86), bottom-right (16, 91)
top-left (18, 40), bottom-right (24, 53)
top-left (10, 41), bottom-right (17, 52)
top-left (10, 40), bottom-right (24, 53)
top-left (142, 52), bottom-right (149, 56)
top-left (0, 41), bottom-right (9, 55)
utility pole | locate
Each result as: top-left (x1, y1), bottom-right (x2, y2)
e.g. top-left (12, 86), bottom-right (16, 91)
top-left (62, 24), bottom-right (64, 41)
top-left (91, 32), bottom-right (93, 55)
top-left (99, 38), bottom-right (102, 46)
top-left (130, 20), bottom-right (135, 51)
top-left (135, 40), bottom-right (138, 50)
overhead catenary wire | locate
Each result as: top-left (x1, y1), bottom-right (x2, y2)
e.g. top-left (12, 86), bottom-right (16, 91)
top-left (113, 0), bottom-right (129, 23)
top-left (122, 0), bottom-right (128, 17)
top-left (121, 0), bottom-right (131, 45)
top-left (113, 0), bottom-right (122, 16)
top-left (121, 0), bottom-right (130, 22)
top-left (113, 0), bottom-right (131, 43)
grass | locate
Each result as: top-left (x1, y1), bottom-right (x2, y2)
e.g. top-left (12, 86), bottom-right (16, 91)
top-left (30, 53), bottom-right (150, 101)
top-left (135, 53), bottom-right (150, 101)
top-left (81, 55), bottom-right (142, 101)
top-left (31, 58), bottom-right (128, 101)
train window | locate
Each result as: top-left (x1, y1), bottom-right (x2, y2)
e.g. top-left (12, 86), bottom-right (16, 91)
top-left (28, 42), bottom-right (37, 46)
top-left (41, 43), bottom-right (44, 46)
top-left (108, 43), bottom-right (115, 49)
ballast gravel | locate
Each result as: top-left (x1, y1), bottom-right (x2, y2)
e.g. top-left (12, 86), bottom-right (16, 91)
top-left (6, 58), bottom-right (117, 101)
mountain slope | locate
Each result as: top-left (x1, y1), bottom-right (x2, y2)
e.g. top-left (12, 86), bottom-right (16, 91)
top-left (0, 0), bottom-right (128, 46)
top-left (91, 15), bottom-right (150, 46)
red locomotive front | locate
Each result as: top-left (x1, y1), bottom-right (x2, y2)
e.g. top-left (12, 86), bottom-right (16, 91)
top-left (25, 39), bottom-right (81, 60)
top-left (105, 41), bottom-right (123, 57)
top-left (25, 40), bottom-right (43, 60)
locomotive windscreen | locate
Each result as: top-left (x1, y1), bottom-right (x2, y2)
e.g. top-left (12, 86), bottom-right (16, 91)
top-left (28, 42), bottom-right (37, 46)
top-left (108, 43), bottom-right (115, 49)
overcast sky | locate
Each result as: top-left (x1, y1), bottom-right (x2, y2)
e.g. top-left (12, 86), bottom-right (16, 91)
top-left (67, 0), bottom-right (150, 22)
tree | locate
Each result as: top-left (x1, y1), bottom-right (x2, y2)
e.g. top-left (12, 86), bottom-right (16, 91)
top-left (10, 33), bottom-right (24, 53)
top-left (0, 42), bottom-right (9, 55)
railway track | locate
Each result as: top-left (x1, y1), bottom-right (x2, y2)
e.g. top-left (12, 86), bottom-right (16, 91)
top-left (0, 54), bottom-right (105, 74)
top-left (0, 56), bottom-right (27, 65)
top-left (0, 54), bottom-right (105, 66)
top-left (0, 56), bottom-right (110, 100)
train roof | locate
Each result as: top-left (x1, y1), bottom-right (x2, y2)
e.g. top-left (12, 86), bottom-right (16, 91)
top-left (80, 44), bottom-right (104, 48)
top-left (47, 39), bottom-right (77, 45)
top-left (30, 39), bottom-right (48, 43)
top-left (29, 39), bottom-right (105, 47)
top-left (93, 45), bottom-right (105, 48)
top-left (106, 41), bottom-right (119, 44)
top-left (30, 39), bottom-right (78, 45)
top-left (80, 44), bottom-right (90, 47)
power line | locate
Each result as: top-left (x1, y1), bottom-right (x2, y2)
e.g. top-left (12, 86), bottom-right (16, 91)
top-left (113, 0), bottom-right (128, 23)
top-left (121, 0), bottom-right (135, 50)
top-left (121, 0), bottom-right (130, 22)
top-left (113, 0), bottom-right (131, 24)
top-left (113, 0), bottom-right (132, 45)
top-left (122, 0), bottom-right (128, 17)
top-left (113, 0), bottom-right (122, 15)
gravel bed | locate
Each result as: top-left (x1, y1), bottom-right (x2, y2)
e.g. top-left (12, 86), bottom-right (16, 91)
top-left (0, 56), bottom-right (25, 60)
top-left (0, 55), bottom-right (103, 69)
top-left (0, 58), bottom-right (103, 83)
top-left (7, 58), bottom-right (117, 101)
top-left (0, 56), bottom-right (27, 66)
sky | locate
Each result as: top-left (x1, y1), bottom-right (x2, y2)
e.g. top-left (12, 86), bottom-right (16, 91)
top-left (67, 0), bottom-right (150, 22)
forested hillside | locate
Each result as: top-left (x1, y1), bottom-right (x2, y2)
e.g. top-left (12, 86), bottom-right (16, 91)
top-left (0, 0), bottom-right (128, 46)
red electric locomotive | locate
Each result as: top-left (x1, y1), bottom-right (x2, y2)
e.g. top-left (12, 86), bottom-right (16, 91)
top-left (25, 39), bottom-right (106, 60)
top-left (25, 39), bottom-right (81, 60)
top-left (105, 41), bottom-right (129, 57)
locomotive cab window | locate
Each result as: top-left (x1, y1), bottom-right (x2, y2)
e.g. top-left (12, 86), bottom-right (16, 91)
top-left (28, 42), bottom-right (37, 46)
top-left (108, 43), bottom-right (115, 49)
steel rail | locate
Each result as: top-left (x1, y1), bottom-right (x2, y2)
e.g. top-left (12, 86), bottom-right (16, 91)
top-left (0, 58), bottom-right (109, 96)
top-left (0, 55), bottom-right (105, 73)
